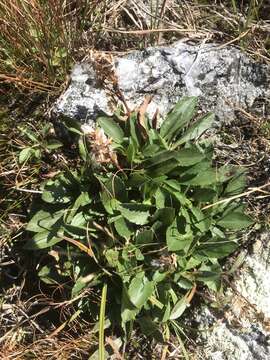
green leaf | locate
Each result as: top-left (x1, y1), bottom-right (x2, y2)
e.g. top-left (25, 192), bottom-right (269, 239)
top-left (119, 203), bottom-right (151, 225)
top-left (146, 158), bottom-right (179, 177)
top-left (192, 188), bottom-right (217, 203)
top-left (114, 217), bottom-right (134, 240)
top-left (144, 150), bottom-right (177, 168)
top-left (224, 170), bottom-right (246, 196)
top-left (135, 229), bottom-right (154, 245)
top-left (160, 97), bottom-right (198, 142)
top-left (166, 219), bottom-right (193, 252)
top-left (42, 177), bottom-right (72, 204)
top-left (24, 229), bottom-right (63, 249)
top-left (174, 112), bottom-right (215, 147)
top-left (105, 249), bottom-right (119, 268)
top-left (27, 210), bottom-right (64, 233)
top-left (128, 113), bottom-right (142, 147)
top-left (217, 212), bottom-right (254, 230)
top-left (152, 207), bottom-right (175, 227)
top-left (181, 168), bottom-right (218, 186)
top-left (121, 287), bottom-right (139, 324)
top-left (78, 137), bottom-right (88, 161)
top-left (197, 264), bottom-right (222, 291)
top-left (46, 139), bottom-right (63, 150)
top-left (97, 116), bottom-right (124, 143)
top-left (19, 147), bottom-right (34, 164)
top-left (190, 207), bottom-right (211, 232)
top-left (100, 175), bottom-right (127, 214)
top-left (196, 239), bottom-right (238, 258)
top-left (99, 283), bottom-right (107, 360)
top-left (128, 272), bottom-right (154, 309)
top-left (170, 296), bottom-right (188, 320)
top-left (174, 147), bottom-right (205, 166)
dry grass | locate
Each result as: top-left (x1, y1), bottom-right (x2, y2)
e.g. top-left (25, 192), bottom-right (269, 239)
top-left (1, 1), bottom-right (269, 92)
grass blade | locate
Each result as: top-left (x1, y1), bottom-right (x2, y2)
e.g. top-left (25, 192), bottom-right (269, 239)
top-left (99, 283), bottom-right (108, 360)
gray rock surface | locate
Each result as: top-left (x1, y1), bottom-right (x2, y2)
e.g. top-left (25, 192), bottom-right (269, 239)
top-left (54, 40), bottom-right (270, 125)
top-left (195, 231), bottom-right (270, 360)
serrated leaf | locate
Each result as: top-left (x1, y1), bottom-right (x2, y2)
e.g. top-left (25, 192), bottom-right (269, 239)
top-left (97, 116), bottom-right (124, 143)
top-left (217, 212), bottom-right (253, 230)
top-left (160, 97), bottom-right (198, 142)
top-left (190, 207), bottom-right (211, 232)
top-left (119, 203), bottom-right (151, 225)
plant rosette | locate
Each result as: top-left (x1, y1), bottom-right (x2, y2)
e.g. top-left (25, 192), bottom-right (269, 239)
top-left (25, 97), bottom-right (253, 339)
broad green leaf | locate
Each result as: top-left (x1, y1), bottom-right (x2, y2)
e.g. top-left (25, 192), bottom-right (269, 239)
top-left (146, 158), bottom-right (179, 177)
top-left (160, 97), bottom-right (198, 142)
top-left (118, 203), bottom-right (151, 225)
top-left (42, 177), bottom-right (72, 204)
top-left (192, 188), bottom-right (217, 203)
top-left (121, 287), bottom-right (139, 324)
top-left (144, 150), bottom-right (177, 168)
top-left (135, 229), bottom-right (154, 244)
top-left (128, 272), bottom-right (154, 309)
top-left (114, 217), bottom-right (134, 239)
top-left (174, 112), bottom-right (215, 147)
top-left (24, 229), bottom-right (63, 249)
top-left (217, 212), bottom-right (253, 230)
top-left (197, 264), bottom-right (222, 291)
top-left (166, 219), bottom-right (193, 252)
top-left (27, 210), bottom-right (64, 232)
top-left (100, 175), bottom-right (127, 214)
top-left (169, 296), bottom-right (188, 320)
top-left (190, 207), bottom-right (211, 232)
top-left (97, 116), bottom-right (124, 143)
top-left (174, 147), bottom-right (205, 166)
top-left (46, 139), bottom-right (63, 150)
top-left (19, 147), bottom-right (34, 164)
top-left (152, 207), bottom-right (175, 226)
top-left (105, 249), bottom-right (119, 268)
top-left (196, 239), bottom-right (238, 258)
top-left (142, 144), bottom-right (161, 157)
top-left (181, 168), bottom-right (218, 186)
top-left (224, 170), bottom-right (246, 196)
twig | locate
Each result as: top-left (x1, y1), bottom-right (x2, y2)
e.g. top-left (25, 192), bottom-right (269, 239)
top-left (202, 182), bottom-right (270, 210)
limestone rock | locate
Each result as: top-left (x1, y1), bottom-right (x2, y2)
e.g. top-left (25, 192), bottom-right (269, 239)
top-left (54, 41), bottom-right (270, 124)
top-left (195, 232), bottom-right (270, 360)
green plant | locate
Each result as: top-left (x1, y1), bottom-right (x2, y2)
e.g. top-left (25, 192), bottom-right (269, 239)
top-left (25, 97), bottom-right (253, 343)
top-left (17, 123), bottom-right (63, 165)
